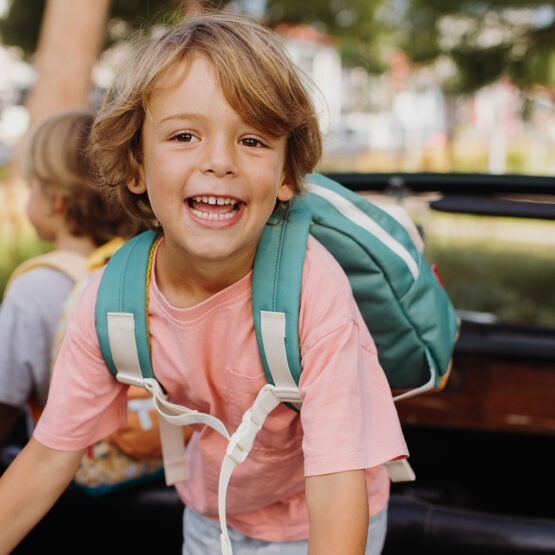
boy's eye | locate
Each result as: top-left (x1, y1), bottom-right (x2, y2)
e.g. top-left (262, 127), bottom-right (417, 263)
top-left (241, 137), bottom-right (265, 148)
top-left (173, 132), bottom-right (195, 143)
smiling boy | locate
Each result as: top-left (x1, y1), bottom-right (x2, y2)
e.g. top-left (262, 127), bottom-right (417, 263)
top-left (0, 12), bottom-right (408, 555)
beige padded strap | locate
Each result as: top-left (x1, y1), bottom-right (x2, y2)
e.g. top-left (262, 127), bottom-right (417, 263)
top-left (158, 416), bottom-right (190, 484)
top-left (384, 459), bottom-right (416, 482)
top-left (106, 312), bottom-right (192, 484)
top-left (107, 313), bottom-right (145, 386)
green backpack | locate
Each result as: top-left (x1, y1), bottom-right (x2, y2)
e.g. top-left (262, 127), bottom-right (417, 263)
top-left (96, 172), bottom-right (458, 399)
top-left (94, 173), bottom-right (459, 551)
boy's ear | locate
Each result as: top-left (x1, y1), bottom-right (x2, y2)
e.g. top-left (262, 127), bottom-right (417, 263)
top-left (127, 176), bottom-right (147, 195)
top-left (277, 183), bottom-right (294, 202)
top-left (50, 193), bottom-right (66, 215)
top-left (277, 174), bottom-right (294, 202)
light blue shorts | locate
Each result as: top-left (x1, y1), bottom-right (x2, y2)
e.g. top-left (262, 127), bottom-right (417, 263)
top-left (182, 504), bottom-right (388, 554)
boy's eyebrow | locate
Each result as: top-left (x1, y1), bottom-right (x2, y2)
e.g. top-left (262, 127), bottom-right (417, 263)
top-left (155, 113), bottom-right (204, 126)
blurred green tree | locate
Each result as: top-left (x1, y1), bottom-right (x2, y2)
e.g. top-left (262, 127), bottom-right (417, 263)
top-left (1, 0), bottom-right (392, 72)
top-left (2, 0), bottom-right (553, 97)
top-left (264, 0), bottom-right (393, 73)
top-left (0, 0), bottom-right (218, 56)
top-left (398, 0), bottom-right (555, 97)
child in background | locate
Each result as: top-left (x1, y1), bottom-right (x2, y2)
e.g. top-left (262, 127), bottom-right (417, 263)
top-left (0, 12), bottom-right (408, 554)
top-left (0, 109), bottom-right (137, 456)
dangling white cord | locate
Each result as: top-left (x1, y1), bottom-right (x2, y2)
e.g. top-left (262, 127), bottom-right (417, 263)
top-left (218, 385), bottom-right (283, 555)
top-left (139, 378), bottom-right (293, 555)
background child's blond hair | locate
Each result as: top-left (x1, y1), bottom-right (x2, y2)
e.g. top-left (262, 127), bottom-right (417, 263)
top-left (23, 109), bottom-right (137, 245)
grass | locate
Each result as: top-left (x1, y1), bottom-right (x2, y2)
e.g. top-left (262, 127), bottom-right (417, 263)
top-left (0, 225), bottom-right (51, 298)
top-left (425, 237), bottom-right (555, 327)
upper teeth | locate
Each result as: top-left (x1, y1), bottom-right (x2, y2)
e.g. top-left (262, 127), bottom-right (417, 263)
top-left (193, 196), bottom-right (237, 206)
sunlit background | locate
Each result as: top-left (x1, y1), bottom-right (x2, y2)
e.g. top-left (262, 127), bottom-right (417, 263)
top-left (1, 0), bottom-right (555, 329)
top-left (1, 0), bottom-right (554, 174)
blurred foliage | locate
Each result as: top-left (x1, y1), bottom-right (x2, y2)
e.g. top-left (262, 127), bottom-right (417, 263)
top-left (264, 0), bottom-right (395, 73)
top-left (1, 0), bottom-right (553, 96)
top-left (0, 0), bottom-right (231, 56)
top-left (1, 0), bottom-right (394, 73)
top-left (399, 0), bottom-right (555, 95)
top-left (0, 228), bottom-right (50, 298)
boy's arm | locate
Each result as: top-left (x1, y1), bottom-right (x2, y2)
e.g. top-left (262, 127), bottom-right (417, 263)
top-left (0, 437), bottom-right (84, 554)
top-left (306, 469), bottom-right (369, 555)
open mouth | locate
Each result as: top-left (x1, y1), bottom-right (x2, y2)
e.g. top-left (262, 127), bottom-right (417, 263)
top-left (187, 196), bottom-right (241, 221)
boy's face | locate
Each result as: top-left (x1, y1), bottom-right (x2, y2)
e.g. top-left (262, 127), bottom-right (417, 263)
top-left (131, 54), bottom-right (293, 276)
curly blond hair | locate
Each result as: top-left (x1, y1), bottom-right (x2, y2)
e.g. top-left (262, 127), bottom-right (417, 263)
top-left (89, 11), bottom-right (322, 228)
top-left (23, 109), bottom-right (138, 245)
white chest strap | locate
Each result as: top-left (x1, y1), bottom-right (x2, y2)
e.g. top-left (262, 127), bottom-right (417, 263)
top-left (132, 380), bottom-right (285, 555)
top-left (105, 308), bottom-right (413, 555)
top-left (218, 384), bottom-right (284, 555)
top-left (106, 311), bottom-right (299, 555)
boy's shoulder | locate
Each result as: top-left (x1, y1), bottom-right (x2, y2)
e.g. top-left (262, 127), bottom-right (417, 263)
top-left (5, 250), bottom-right (88, 296)
top-left (1, 257), bottom-right (79, 327)
top-left (303, 235), bottom-right (353, 289)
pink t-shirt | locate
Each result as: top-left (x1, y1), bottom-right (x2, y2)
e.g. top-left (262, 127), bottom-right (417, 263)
top-left (35, 236), bottom-right (408, 542)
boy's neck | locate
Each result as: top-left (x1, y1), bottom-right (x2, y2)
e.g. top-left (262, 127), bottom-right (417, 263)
top-left (54, 234), bottom-right (98, 258)
top-left (155, 238), bottom-right (253, 309)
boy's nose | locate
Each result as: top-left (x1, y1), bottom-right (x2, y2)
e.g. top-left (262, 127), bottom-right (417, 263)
top-left (200, 139), bottom-right (238, 177)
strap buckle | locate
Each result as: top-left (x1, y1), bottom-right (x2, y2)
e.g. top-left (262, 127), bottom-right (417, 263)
top-left (226, 407), bottom-right (263, 465)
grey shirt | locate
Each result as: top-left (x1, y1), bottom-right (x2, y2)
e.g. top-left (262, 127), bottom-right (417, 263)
top-left (0, 267), bottom-right (74, 410)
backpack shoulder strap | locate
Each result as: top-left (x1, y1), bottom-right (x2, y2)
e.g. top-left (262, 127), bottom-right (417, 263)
top-left (94, 230), bottom-right (193, 485)
top-left (95, 230), bottom-right (159, 383)
top-left (5, 250), bottom-right (88, 295)
top-left (251, 203), bottom-right (311, 404)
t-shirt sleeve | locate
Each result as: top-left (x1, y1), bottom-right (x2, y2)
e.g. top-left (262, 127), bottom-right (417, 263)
top-left (298, 238), bottom-right (408, 476)
top-left (33, 269), bottom-right (128, 451)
